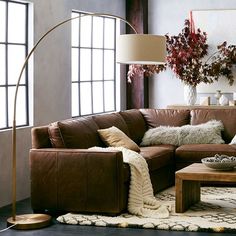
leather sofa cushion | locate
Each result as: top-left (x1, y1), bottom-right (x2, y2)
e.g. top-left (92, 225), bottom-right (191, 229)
top-left (175, 144), bottom-right (236, 165)
top-left (31, 126), bottom-right (52, 149)
top-left (190, 109), bottom-right (236, 143)
top-left (120, 109), bottom-right (147, 144)
top-left (48, 117), bottom-right (103, 148)
top-left (48, 122), bottom-right (65, 148)
top-left (140, 145), bottom-right (175, 171)
top-left (140, 109), bottom-right (190, 128)
top-left (122, 145), bottom-right (175, 182)
top-left (93, 112), bottom-right (130, 136)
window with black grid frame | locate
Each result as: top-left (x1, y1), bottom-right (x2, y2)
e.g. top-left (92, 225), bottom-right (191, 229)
top-left (0, 0), bottom-right (29, 130)
top-left (71, 11), bottom-right (119, 117)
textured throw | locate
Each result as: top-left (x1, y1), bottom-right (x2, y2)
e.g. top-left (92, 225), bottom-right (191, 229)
top-left (89, 147), bottom-right (171, 218)
top-left (141, 120), bottom-right (225, 146)
top-left (57, 186), bottom-right (236, 233)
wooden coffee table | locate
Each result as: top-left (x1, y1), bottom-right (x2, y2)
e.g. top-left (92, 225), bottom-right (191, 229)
top-left (175, 163), bottom-right (236, 213)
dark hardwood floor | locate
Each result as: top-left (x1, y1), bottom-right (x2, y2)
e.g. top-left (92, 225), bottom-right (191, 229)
top-left (0, 199), bottom-right (233, 236)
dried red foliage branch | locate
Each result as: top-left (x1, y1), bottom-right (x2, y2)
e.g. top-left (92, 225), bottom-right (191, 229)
top-left (203, 42), bottom-right (236, 86)
top-left (127, 64), bottom-right (165, 83)
top-left (127, 19), bottom-right (236, 87)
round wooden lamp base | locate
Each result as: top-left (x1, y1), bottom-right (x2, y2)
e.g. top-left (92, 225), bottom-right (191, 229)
top-left (7, 214), bottom-right (52, 230)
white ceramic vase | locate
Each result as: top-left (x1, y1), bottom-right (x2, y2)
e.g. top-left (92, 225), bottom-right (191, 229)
top-left (214, 90), bottom-right (221, 105)
top-left (219, 95), bottom-right (229, 106)
top-left (184, 84), bottom-right (197, 106)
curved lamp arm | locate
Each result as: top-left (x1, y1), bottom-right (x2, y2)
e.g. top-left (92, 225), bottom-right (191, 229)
top-left (10, 12), bottom-right (166, 228)
top-left (11, 12), bottom-right (137, 221)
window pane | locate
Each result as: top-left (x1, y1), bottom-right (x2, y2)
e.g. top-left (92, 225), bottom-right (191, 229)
top-left (71, 12), bottom-right (79, 47)
top-left (8, 86), bottom-right (27, 126)
top-left (93, 16), bottom-right (103, 48)
top-left (80, 49), bottom-right (91, 81)
top-left (71, 83), bottom-right (79, 117)
top-left (104, 81), bottom-right (114, 111)
top-left (104, 50), bottom-right (114, 80)
top-left (0, 1), bottom-right (29, 130)
top-left (80, 82), bottom-right (92, 115)
top-left (8, 2), bottom-right (26, 43)
top-left (71, 11), bottom-right (117, 117)
top-left (80, 15), bottom-right (91, 47)
top-left (92, 49), bottom-right (103, 81)
top-left (71, 48), bottom-right (78, 82)
top-left (0, 1), bottom-right (6, 42)
top-left (8, 45), bottom-right (26, 85)
top-left (0, 45), bottom-right (6, 85)
top-left (104, 18), bottom-right (115, 49)
top-left (92, 82), bottom-right (103, 113)
top-left (0, 88), bottom-right (6, 128)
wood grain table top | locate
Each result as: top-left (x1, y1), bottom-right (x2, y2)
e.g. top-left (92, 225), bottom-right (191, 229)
top-left (175, 163), bottom-right (236, 182)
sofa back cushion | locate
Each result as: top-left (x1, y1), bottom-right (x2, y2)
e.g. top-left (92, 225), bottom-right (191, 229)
top-left (31, 126), bottom-right (52, 149)
top-left (120, 109), bottom-right (146, 144)
top-left (48, 117), bottom-right (102, 148)
top-left (92, 112), bottom-right (130, 136)
top-left (140, 109), bottom-right (190, 128)
top-left (190, 109), bottom-right (236, 143)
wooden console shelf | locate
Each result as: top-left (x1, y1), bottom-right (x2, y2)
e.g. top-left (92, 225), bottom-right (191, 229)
top-left (167, 104), bottom-right (236, 109)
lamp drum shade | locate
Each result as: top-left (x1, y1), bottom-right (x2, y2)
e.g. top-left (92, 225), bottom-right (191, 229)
top-left (116, 34), bottom-right (166, 65)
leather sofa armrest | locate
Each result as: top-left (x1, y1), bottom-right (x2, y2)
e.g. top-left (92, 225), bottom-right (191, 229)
top-left (30, 148), bottom-right (125, 214)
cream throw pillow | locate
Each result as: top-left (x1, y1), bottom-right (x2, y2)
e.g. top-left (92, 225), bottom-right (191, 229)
top-left (98, 126), bottom-right (140, 152)
top-left (229, 134), bottom-right (236, 145)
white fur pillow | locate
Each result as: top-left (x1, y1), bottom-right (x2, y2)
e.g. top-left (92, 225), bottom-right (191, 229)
top-left (141, 120), bottom-right (225, 146)
top-left (229, 134), bottom-right (236, 145)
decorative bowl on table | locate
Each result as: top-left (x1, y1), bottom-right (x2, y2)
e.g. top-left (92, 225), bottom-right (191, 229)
top-left (201, 154), bottom-right (236, 170)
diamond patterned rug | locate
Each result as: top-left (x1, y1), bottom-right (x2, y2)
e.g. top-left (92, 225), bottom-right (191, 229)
top-left (57, 187), bottom-right (236, 233)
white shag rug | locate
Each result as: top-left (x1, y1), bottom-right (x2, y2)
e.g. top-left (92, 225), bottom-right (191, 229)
top-left (57, 186), bottom-right (236, 233)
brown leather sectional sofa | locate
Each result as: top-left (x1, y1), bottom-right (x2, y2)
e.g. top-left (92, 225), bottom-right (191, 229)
top-left (30, 108), bottom-right (236, 215)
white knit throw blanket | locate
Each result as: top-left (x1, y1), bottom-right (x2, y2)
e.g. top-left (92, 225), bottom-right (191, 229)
top-left (90, 147), bottom-right (171, 218)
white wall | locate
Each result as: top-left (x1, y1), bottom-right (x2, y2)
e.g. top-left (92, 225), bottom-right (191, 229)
top-left (148, 0), bottom-right (236, 108)
top-left (0, 0), bottom-right (125, 207)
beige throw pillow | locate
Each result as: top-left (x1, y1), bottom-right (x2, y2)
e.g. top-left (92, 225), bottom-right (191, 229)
top-left (97, 126), bottom-right (140, 152)
top-left (229, 134), bottom-right (236, 145)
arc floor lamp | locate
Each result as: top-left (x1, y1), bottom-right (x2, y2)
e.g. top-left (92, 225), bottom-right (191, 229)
top-left (6, 12), bottom-right (166, 230)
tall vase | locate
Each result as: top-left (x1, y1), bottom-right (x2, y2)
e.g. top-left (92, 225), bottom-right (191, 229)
top-left (184, 84), bottom-right (197, 105)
